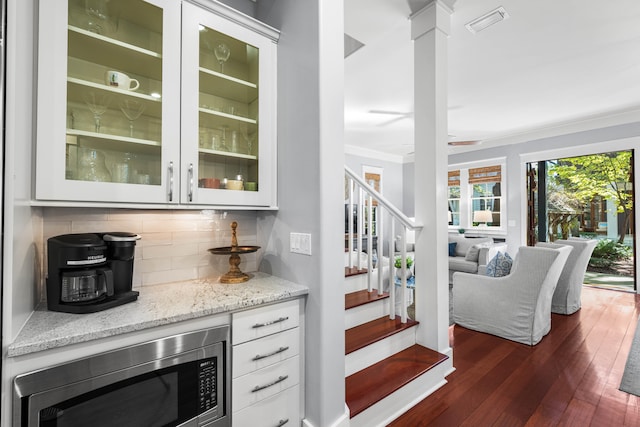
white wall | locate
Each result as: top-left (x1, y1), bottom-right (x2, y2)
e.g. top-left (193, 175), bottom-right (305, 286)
top-left (2, 0), bottom-right (39, 423)
top-left (258, 1), bottom-right (347, 426)
top-left (446, 122), bottom-right (640, 254)
top-left (403, 161), bottom-right (415, 217)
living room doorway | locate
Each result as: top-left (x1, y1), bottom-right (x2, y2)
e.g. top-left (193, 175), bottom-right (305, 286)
top-left (526, 150), bottom-right (635, 292)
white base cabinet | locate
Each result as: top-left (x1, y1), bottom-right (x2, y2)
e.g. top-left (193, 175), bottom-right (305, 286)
top-left (232, 385), bottom-right (300, 427)
top-left (231, 299), bottom-right (302, 426)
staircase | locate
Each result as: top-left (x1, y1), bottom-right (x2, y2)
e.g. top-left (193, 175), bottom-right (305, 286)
top-left (343, 167), bottom-right (451, 426)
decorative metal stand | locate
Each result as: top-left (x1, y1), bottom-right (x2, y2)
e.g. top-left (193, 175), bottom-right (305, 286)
top-left (209, 221), bottom-right (260, 283)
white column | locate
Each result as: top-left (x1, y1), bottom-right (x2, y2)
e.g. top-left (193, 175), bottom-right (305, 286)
top-left (411, 0), bottom-right (453, 354)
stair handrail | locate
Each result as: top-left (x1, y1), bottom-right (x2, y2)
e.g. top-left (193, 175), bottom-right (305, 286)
top-left (345, 165), bottom-right (423, 323)
top-left (345, 166), bottom-right (422, 232)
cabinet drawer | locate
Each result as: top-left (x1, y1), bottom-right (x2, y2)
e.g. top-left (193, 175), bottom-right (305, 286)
top-left (232, 384), bottom-right (300, 427)
top-left (233, 327), bottom-right (300, 379)
top-left (233, 300), bottom-right (299, 345)
top-left (232, 355), bottom-right (300, 412)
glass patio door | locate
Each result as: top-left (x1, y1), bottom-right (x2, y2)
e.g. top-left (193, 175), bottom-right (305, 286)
top-left (526, 150), bottom-right (636, 292)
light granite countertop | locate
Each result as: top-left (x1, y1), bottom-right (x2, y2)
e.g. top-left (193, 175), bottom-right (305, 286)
top-left (8, 272), bottom-right (308, 357)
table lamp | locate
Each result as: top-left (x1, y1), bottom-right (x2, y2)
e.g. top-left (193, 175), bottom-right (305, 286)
top-left (473, 210), bottom-right (493, 227)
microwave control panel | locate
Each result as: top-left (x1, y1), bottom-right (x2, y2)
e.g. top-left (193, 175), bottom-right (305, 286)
top-left (198, 357), bottom-right (217, 411)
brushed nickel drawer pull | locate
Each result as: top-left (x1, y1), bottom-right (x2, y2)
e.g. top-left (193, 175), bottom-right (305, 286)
top-left (251, 375), bottom-right (289, 393)
top-left (168, 161), bottom-right (174, 201)
top-left (253, 346), bottom-right (290, 361)
top-left (276, 419), bottom-right (289, 427)
top-left (252, 316), bottom-right (289, 328)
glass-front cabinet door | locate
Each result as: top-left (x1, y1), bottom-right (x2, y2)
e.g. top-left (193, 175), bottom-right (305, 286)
top-left (181, 2), bottom-right (277, 207)
top-left (37, 0), bottom-right (180, 204)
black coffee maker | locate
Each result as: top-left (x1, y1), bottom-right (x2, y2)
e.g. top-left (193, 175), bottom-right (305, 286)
top-left (46, 232), bottom-right (141, 314)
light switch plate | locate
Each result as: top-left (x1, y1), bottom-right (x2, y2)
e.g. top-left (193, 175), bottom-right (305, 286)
top-left (290, 232), bottom-right (312, 255)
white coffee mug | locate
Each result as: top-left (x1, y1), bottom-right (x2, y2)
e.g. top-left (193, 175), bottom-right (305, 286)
top-left (105, 70), bottom-right (140, 91)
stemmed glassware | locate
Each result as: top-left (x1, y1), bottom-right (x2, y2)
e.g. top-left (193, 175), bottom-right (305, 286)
top-left (83, 92), bottom-right (111, 133)
top-left (85, 0), bottom-right (111, 34)
top-left (240, 126), bottom-right (256, 155)
top-left (213, 42), bottom-right (231, 73)
top-left (119, 99), bottom-right (146, 138)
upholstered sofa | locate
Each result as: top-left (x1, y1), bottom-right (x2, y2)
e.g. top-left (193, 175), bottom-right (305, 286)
top-left (448, 234), bottom-right (508, 283)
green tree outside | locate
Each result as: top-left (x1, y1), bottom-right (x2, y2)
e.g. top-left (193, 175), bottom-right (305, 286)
top-left (549, 151), bottom-right (633, 244)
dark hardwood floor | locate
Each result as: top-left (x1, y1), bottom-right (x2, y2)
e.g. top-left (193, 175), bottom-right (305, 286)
top-left (389, 286), bottom-right (640, 426)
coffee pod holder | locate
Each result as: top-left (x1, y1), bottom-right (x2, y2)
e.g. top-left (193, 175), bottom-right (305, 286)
top-left (208, 221), bottom-right (260, 283)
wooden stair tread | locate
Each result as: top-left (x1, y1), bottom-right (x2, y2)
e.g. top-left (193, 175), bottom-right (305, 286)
top-left (346, 344), bottom-right (449, 418)
top-left (346, 316), bottom-right (418, 355)
top-left (345, 266), bottom-right (368, 277)
top-left (345, 290), bottom-right (389, 310)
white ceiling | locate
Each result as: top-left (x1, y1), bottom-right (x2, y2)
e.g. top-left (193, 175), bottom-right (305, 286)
top-left (344, 0), bottom-right (640, 158)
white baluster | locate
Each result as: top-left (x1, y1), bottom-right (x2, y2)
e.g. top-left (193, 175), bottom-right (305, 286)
top-left (400, 226), bottom-right (407, 323)
top-left (347, 176), bottom-right (354, 268)
top-left (357, 186), bottom-right (363, 271)
top-left (389, 219), bottom-right (396, 320)
top-left (377, 206), bottom-right (383, 296)
top-left (367, 192), bottom-right (373, 293)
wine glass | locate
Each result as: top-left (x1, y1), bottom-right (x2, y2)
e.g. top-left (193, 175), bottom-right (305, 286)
top-left (119, 99), bottom-right (146, 138)
top-left (213, 42), bottom-right (230, 73)
top-left (85, 0), bottom-right (110, 34)
top-left (219, 126), bottom-right (229, 151)
top-left (83, 92), bottom-right (111, 133)
top-left (240, 126), bottom-right (256, 155)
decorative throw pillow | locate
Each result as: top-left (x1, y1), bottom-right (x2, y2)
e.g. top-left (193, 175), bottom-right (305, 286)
top-left (448, 242), bottom-right (457, 257)
top-left (485, 252), bottom-right (513, 277)
top-left (465, 243), bottom-right (490, 262)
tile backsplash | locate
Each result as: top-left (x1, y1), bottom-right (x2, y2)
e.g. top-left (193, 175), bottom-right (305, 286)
top-left (40, 207), bottom-right (260, 301)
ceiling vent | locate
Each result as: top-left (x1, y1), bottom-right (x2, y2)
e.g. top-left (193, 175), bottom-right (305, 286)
top-left (344, 33), bottom-right (365, 58)
top-left (465, 6), bottom-right (509, 34)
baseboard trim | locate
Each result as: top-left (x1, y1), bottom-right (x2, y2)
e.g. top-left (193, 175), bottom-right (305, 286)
top-left (302, 404), bottom-right (351, 427)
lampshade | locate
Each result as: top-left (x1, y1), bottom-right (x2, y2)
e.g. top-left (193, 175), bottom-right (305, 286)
top-left (448, 211), bottom-right (452, 222)
top-left (473, 210), bottom-right (493, 224)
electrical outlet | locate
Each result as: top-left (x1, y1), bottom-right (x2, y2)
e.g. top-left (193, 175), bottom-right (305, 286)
top-left (290, 232), bottom-right (312, 255)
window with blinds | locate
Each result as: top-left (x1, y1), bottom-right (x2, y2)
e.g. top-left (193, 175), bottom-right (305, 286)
top-left (469, 165), bottom-right (501, 227)
top-left (448, 170), bottom-right (461, 226)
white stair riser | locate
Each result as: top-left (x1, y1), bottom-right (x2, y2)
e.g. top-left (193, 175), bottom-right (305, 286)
top-left (345, 299), bottom-right (390, 330)
top-left (348, 358), bottom-right (452, 427)
top-left (345, 327), bottom-right (416, 376)
top-left (344, 268), bottom-right (391, 294)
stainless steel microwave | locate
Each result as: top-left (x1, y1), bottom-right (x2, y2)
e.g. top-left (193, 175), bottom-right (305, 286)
top-left (13, 325), bottom-right (230, 427)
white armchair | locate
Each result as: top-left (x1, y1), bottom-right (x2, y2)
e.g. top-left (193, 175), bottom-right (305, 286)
top-left (452, 245), bottom-right (572, 345)
top-left (537, 238), bottom-right (597, 315)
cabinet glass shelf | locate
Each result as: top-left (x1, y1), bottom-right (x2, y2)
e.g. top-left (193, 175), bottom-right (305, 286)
top-left (68, 26), bottom-right (162, 80)
top-left (198, 107), bottom-right (256, 124)
top-left (199, 67), bottom-right (257, 104)
top-left (199, 147), bottom-right (257, 161)
top-left (67, 129), bottom-right (161, 150)
top-left (68, 78), bottom-right (162, 106)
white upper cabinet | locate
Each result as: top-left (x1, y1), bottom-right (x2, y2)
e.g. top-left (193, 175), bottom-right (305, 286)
top-left (181, 1), bottom-right (277, 207)
top-left (35, 0), bottom-right (278, 208)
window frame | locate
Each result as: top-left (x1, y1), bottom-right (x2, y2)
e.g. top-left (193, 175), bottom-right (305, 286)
top-left (448, 160), bottom-right (507, 234)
